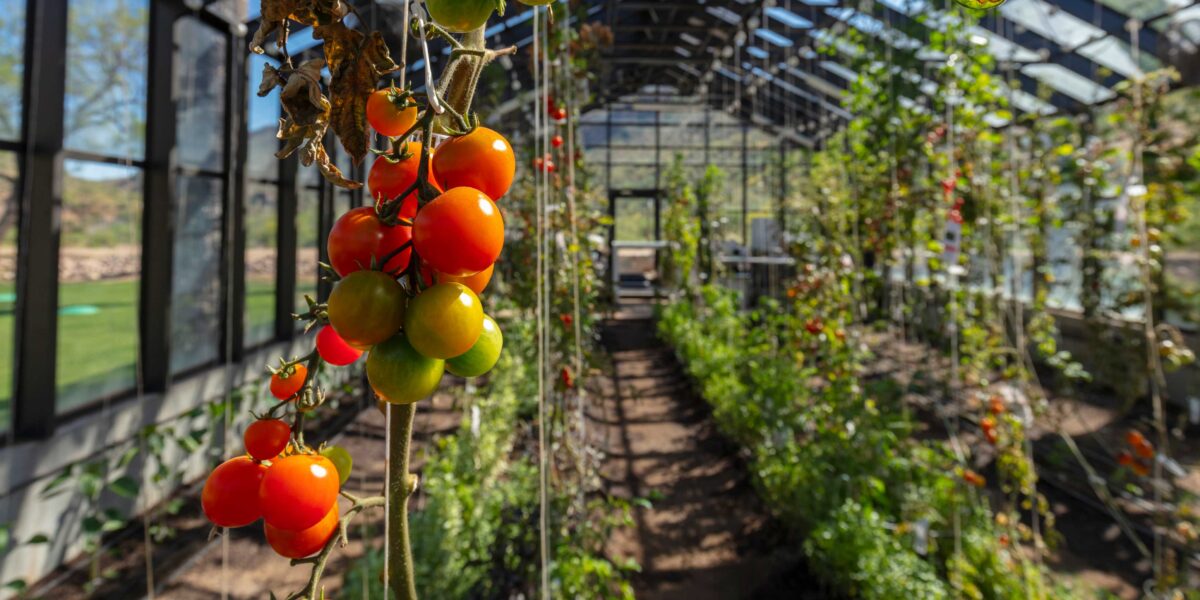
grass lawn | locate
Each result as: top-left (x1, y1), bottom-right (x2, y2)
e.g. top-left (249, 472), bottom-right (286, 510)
top-left (0, 279), bottom-right (278, 427)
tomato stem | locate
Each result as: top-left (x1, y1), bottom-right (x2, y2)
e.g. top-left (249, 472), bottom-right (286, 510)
top-left (387, 402), bottom-right (419, 600)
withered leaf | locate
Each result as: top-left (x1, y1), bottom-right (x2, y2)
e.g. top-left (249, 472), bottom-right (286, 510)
top-left (271, 59), bottom-right (362, 190)
top-left (324, 29), bottom-right (398, 165)
top-left (307, 142), bottom-right (361, 189)
top-left (248, 0), bottom-right (349, 54)
top-left (257, 63), bottom-right (286, 97)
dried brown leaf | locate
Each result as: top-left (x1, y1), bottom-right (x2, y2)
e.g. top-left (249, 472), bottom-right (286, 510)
top-left (257, 63), bottom-right (286, 97)
top-left (324, 29), bottom-right (398, 165)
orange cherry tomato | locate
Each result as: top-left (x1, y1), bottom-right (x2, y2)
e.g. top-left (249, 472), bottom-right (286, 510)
top-left (432, 127), bottom-right (515, 201)
top-left (202, 456), bottom-right (268, 528)
top-left (270, 364), bottom-right (308, 401)
top-left (412, 187), bottom-right (504, 277)
top-left (265, 503), bottom-right (339, 559)
top-left (244, 419), bottom-right (291, 461)
top-left (260, 454), bottom-right (340, 531)
top-left (436, 264), bottom-right (494, 295)
top-left (366, 88), bottom-right (417, 138)
top-left (367, 143), bottom-right (440, 216)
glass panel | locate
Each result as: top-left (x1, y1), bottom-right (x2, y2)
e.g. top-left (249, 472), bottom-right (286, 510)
top-left (0, 0), bottom-right (26, 141)
top-left (57, 161), bottom-right (142, 413)
top-left (172, 174), bottom-right (223, 374)
top-left (245, 181), bottom-right (278, 347)
top-left (0, 153), bottom-right (16, 429)
top-left (64, 0), bottom-right (149, 160)
top-left (615, 198), bottom-right (657, 242)
top-left (175, 17), bottom-right (227, 172)
top-left (247, 54), bottom-right (282, 181)
top-left (296, 187), bottom-right (319, 316)
top-left (608, 164), bottom-right (656, 190)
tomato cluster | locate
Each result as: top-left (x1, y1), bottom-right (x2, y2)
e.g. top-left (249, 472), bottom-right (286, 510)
top-left (202, 419), bottom-right (352, 559)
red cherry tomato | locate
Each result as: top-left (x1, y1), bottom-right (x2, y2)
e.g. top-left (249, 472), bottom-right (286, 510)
top-left (202, 457), bottom-right (268, 528)
top-left (327, 207), bottom-right (412, 276)
top-left (412, 187), bottom-right (505, 277)
top-left (367, 143), bottom-right (440, 216)
top-left (551, 135), bottom-right (563, 148)
top-left (316, 326), bottom-right (364, 366)
top-left (265, 504), bottom-right (338, 559)
top-left (552, 107), bottom-right (568, 121)
top-left (260, 454), bottom-right (340, 531)
top-left (270, 364), bottom-right (308, 401)
top-left (244, 419), bottom-right (291, 462)
top-left (366, 88), bottom-right (417, 138)
top-left (432, 127), bottom-right (515, 201)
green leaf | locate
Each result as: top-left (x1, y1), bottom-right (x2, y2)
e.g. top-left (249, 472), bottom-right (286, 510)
top-left (0, 524), bottom-right (8, 554)
top-left (25, 533), bottom-right (50, 545)
top-left (4, 579), bottom-right (27, 592)
top-left (82, 516), bottom-right (103, 535)
top-left (109, 476), bottom-right (139, 499)
top-left (41, 465), bottom-right (75, 498)
top-left (116, 445), bottom-right (140, 469)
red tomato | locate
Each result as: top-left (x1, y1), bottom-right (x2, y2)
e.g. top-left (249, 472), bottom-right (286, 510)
top-left (805, 319), bottom-right (823, 335)
top-left (327, 207), bottom-right (412, 276)
top-left (552, 107), bottom-right (568, 122)
top-left (202, 457), bottom-right (268, 528)
top-left (244, 419), bottom-right (291, 462)
top-left (367, 143), bottom-right (440, 216)
top-left (432, 127), bottom-right (515, 201)
top-left (270, 364), bottom-right (308, 401)
top-left (316, 326), bottom-right (364, 366)
top-left (366, 88), bottom-right (417, 138)
top-left (551, 134), bottom-right (563, 148)
top-left (412, 187), bottom-right (505, 277)
top-left (260, 454), bottom-right (340, 531)
top-left (265, 504), bottom-right (339, 559)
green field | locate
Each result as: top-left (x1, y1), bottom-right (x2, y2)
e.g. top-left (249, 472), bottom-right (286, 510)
top-left (0, 278), bottom-right (277, 427)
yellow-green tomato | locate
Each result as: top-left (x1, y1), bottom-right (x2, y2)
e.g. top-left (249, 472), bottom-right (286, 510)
top-left (327, 271), bottom-right (407, 349)
top-left (426, 0), bottom-right (496, 33)
top-left (446, 314), bottom-right (503, 377)
top-left (320, 446), bottom-right (353, 486)
top-left (518, 0), bottom-right (555, 5)
top-left (404, 283), bottom-right (483, 359)
top-left (367, 334), bottom-right (445, 404)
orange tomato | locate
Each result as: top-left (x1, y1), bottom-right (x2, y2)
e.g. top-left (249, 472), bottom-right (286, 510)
top-left (432, 127), bottom-right (515, 201)
top-left (265, 503), bottom-right (339, 558)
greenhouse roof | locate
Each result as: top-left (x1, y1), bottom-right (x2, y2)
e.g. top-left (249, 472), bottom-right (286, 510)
top-left (239, 0), bottom-right (1198, 146)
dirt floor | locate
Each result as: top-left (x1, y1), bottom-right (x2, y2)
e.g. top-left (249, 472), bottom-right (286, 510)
top-left (595, 305), bottom-right (831, 600)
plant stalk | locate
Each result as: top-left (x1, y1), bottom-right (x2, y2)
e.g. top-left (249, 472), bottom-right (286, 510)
top-left (387, 402), bottom-right (418, 600)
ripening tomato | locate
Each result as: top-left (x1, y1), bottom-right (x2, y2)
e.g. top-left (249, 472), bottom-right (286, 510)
top-left (316, 326), bottom-right (363, 366)
top-left (260, 454), bottom-right (340, 531)
top-left (413, 187), bottom-right (504, 277)
top-left (432, 127), bottom-right (515, 201)
top-left (327, 207), bottom-right (412, 276)
top-left (270, 364), bottom-right (308, 401)
top-left (436, 264), bottom-right (494, 296)
top-left (320, 446), bottom-right (353, 486)
top-left (367, 143), bottom-right (440, 216)
top-left (405, 283), bottom-right (484, 359)
top-left (953, 0), bottom-right (1007, 9)
top-left (519, 0), bottom-right (555, 5)
top-left (447, 314), bottom-right (503, 378)
top-left (366, 88), bottom-right (418, 138)
top-left (551, 134), bottom-right (563, 148)
top-left (265, 503), bottom-right (338, 559)
top-left (244, 419), bottom-right (291, 461)
top-left (202, 456), bottom-right (268, 528)
top-left (367, 334), bottom-right (445, 404)
top-left (327, 271), bottom-right (407, 349)
top-left (426, 0), bottom-right (496, 33)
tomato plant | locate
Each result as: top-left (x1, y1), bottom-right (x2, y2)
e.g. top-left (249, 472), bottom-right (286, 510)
top-left (265, 504), bottom-right (339, 559)
top-left (270, 364), bottom-right (308, 401)
top-left (412, 187), bottom-right (505, 277)
top-left (367, 143), bottom-right (440, 216)
top-left (446, 314), bottom-right (503, 377)
top-left (366, 334), bottom-right (445, 404)
top-left (367, 87), bottom-right (417, 137)
top-left (327, 206), bottom-right (413, 276)
top-left (244, 419), bottom-right (291, 461)
top-left (316, 326), bottom-right (364, 366)
top-left (431, 127), bottom-right (515, 201)
top-left (327, 271), bottom-right (407, 349)
top-left (404, 283), bottom-right (484, 359)
top-left (202, 456), bottom-right (268, 528)
top-left (425, 0), bottom-right (497, 33)
top-left (260, 454), bottom-right (340, 531)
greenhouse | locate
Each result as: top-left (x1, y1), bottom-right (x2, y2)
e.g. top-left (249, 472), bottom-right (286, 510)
top-left (0, 0), bottom-right (1197, 597)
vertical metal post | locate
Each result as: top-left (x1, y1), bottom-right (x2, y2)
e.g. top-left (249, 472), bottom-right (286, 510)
top-left (226, 26), bottom-right (247, 359)
top-left (741, 124), bottom-right (749, 246)
top-left (606, 108), bottom-right (614, 300)
top-left (276, 155), bottom-right (298, 340)
top-left (14, 0), bottom-right (69, 438)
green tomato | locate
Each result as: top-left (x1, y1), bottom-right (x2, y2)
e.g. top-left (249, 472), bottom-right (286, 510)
top-left (320, 446), bottom-right (353, 486)
top-left (518, 0), bottom-right (555, 5)
top-left (404, 283), bottom-right (484, 360)
top-left (426, 0), bottom-right (497, 34)
top-left (367, 334), bottom-right (445, 404)
top-left (952, 0), bottom-right (1006, 8)
top-left (446, 314), bottom-right (503, 377)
